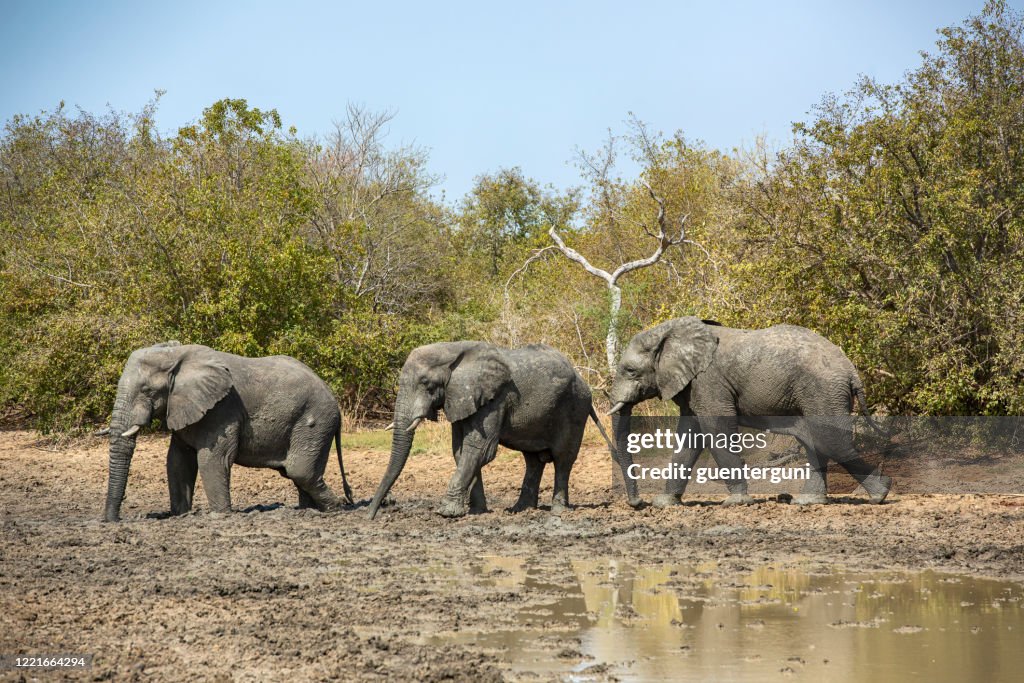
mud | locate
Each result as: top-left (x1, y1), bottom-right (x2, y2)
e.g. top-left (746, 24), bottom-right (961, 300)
top-left (2, 427), bottom-right (1024, 681)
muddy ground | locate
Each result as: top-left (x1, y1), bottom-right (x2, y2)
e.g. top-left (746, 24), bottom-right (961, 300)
top-left (2, 426), bottom-right (1023, 681)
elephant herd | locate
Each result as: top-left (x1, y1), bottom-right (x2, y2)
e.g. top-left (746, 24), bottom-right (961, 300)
top-left (100, 317), bottom-right (892, 523)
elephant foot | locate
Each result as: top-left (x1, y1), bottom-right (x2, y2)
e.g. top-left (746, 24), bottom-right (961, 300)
top-left (793, 493), bottom-right (829, 505)
top-left (626, 497), bottom-right (646, 510)
top-left (652, 493), bottom-right (682, 508)
top-left (507, 500), bottom-right (537, 514)
top-left (550, 500), bottom-right (569, 515)
top-left (722, 493), bottom-right (756, 506)
top-left (867, 474), bottom-right (893, 504)
top-left (436, 498), bottom-right (469, 518)
top-left (469, 503), bottom-right (489, 515)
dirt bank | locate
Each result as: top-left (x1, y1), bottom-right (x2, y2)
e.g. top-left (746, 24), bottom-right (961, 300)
top-left (2, 428), bottom-right (1023, 681)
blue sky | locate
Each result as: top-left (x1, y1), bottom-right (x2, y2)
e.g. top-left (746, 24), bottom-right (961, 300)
top-left (0, 0), bottom-right (1002, 200)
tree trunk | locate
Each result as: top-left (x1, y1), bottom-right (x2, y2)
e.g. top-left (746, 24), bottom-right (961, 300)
top-left (605, 281), bottom-right (622, 376)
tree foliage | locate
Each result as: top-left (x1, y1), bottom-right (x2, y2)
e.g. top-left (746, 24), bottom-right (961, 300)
top-left (1, 2), bottom-right (1021, 429)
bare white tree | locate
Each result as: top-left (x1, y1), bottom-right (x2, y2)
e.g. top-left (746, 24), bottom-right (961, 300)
top-left (551, 182), bottom-right (687, 373)
top-left (504, 182), bottom-right (688, 375)
top-left (506, 119), bottom-right (703, 375)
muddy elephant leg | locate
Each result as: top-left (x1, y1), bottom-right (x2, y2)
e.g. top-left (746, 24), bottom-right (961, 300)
top-left (195, 420), bottom-right (241, 514)
top-left (827, 440), bottom-right (892, 503)
top-left (197, 451), bottom-right (233, 514)
top-left (550, 455), bottom-right (574, 514)
top-left (794, 441), bottom-right (829, 505)
top-left (449, 423), bottom-right (488, 514)
top-left (439, 442), bottom-right (498, 517)
top-left (293, 477), bottom-right (345, 511)
top-left (700, 416), bottom-right (755, 505)
top-left (297, 487), bottom-right (316, 509)
top-left (469, 472), bottom-right (487, 514)
top-left (439, 410), bottom-right (501, 518)
top-left (288, 447), bottom-right (346, 513)
top-left (836, 456), bottom-right (892, 503)
top-left (654, 414), bottom-right (701, 508)
top-left (285, 418), bottom-right (347, 512)
top-left (509, 452), bottom-right (545, 513)
top-left (167, 435), bottom-right (198, 515)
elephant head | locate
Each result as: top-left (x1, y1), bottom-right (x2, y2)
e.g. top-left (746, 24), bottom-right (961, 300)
top-left (103, 342), bottom-right (232, 522)
top-left (367, 341), bottom-right (511, 519)
top-left (606, 317), bottom-right (718, 506)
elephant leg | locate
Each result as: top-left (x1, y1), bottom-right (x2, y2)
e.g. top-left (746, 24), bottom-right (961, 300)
top-left (794, 442), bottom-right (829, 505)
top-left (699, 416), bottom-right (755, 505)
top-left (197, 450), bottom-right (233, 514)
top-left (292, 476), bottom-right (345, 511)
top-left (167, 435), bottom-right (198, 515)
top-left (548, 410), bottom-right (585, 514)
top-left (286, 419), bottom-right (346, 512)
top-left (296, 487), bottom-right (317, 509)
top-left (829, 445), bottom-right (892, 504)
top-left (195, 419), bottom-right (241, 514)
top-left (509, 452), bottom-right (544, 513)
top-left (287, 451), bottom-right (346, 512)
top-left (837, 457), bottom-right (892, 503)
top-left (550, 455), bottom-right (573, 513)
top-left (439, 410), bottom-right (501, 518)
top-left (469, 471), bottom-right (488, 514)
top-left (654, 414), bottom-right (701, 508)
top-left (448, 422), bottom-right (487, 515)
top-left (653, 446), bottom-right (701, 507)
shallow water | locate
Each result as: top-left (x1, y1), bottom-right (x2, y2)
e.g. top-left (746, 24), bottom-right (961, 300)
top-left (430, 557), bottom-right (1024, 681)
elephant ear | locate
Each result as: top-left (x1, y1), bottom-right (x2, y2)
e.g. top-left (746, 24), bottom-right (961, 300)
top-left (654, 317), bottom-right (718, 400)
top-left (444, 347), bottom-right (512, 423)
top-left (166, 359), bottom-right (233, 431)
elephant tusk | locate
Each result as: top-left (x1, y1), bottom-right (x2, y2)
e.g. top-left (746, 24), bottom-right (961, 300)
top-left (606, 402), bottom-right (626, 416)
top-left (120, 425), bottom-right (141, 438)
top-left (383, 422), bottom-right (395, 431)
top-left (94, 427), bottom-right (111, 436)
top-left (405, 417), bottom-right (424, 433)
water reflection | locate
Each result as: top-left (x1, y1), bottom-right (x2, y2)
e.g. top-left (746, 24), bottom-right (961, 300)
top-left (434, 558), bottom-right (1024, 682)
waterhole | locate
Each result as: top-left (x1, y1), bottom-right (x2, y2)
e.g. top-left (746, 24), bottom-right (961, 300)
top-left (428, 557), bottom-right (1024, 681)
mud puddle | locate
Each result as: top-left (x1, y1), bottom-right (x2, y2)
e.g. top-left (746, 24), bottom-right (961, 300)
top-left (428, 557), bottom-right (1024, 681)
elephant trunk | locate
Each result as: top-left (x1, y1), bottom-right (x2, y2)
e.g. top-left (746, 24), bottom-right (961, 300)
top-left (611, 407), bottom-right (643, 508)
top-left (103, 386), bottom-right (139, 522)
top-left (367, 410), bottom-right (415, 520)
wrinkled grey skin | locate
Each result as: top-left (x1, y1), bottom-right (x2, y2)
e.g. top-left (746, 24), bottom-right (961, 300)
top-left (103, 342), bottom-right (353, 522)
top-left (608, 318), bottom-right (892, 507)
top-left (367, 341), bottom-right (615, 519)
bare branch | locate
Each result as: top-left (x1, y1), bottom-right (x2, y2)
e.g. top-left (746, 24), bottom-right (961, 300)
top-left (504, 245), bottom-right (558, 294)
top-left (547, 227), bottom-right (615, 284)
top-left (17, 254), bottom-right (94, 289)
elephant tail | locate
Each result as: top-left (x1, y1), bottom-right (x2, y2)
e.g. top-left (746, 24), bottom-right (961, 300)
top-left (335, 423), bottom-right (354, 505)
top-left (852, 376), bottom-right (889, 437)
top-left (589, 405), bottom-right (617, 457)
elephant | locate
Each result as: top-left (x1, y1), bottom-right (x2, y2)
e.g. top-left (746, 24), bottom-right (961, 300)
top-left (607, 317), bottom-right (892, 507)
top-left (101, 342), bottom-right (353, 522)
top-left (366, 341), bottom-right (616, 519)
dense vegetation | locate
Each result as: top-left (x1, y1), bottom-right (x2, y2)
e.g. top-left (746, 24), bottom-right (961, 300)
top-left (2, 2), bottom-right (1022, 430)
